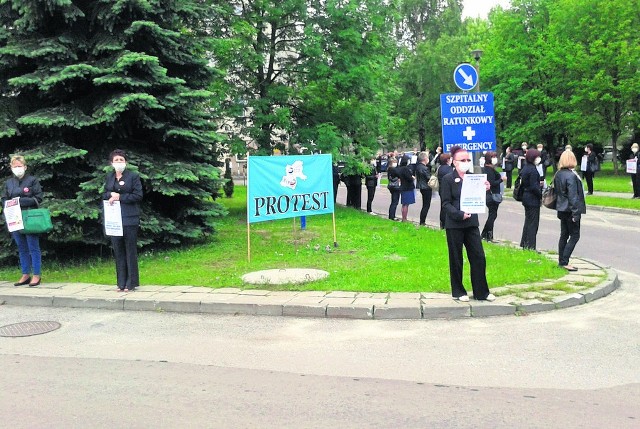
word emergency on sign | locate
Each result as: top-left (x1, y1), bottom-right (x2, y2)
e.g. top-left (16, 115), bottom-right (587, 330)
top-left (440, 92), bottom-right (496, 153)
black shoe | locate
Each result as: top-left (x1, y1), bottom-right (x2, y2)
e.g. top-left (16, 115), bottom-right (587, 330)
top-left (14, 277), bottom-right (31, 286)
top-left (28, 279), bottom-right (41, 287)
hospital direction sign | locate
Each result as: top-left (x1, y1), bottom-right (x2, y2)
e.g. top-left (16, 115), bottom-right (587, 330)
top-left (440, 92), bottom-right (496, 153)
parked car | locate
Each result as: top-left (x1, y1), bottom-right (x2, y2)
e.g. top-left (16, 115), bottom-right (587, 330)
top-left (602, 145), bottom-right (613, 161)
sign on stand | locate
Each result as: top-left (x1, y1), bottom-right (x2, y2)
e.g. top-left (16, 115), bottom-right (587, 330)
top-left (440, 92), bottom-right (496, 153)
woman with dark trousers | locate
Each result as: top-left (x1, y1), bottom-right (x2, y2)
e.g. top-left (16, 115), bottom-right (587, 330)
top-left (437, 154), bottom-right (453, 229)
top-left (414, 152), bottom-right (432, 226)
top-left (364, 162), bottom-right (377, 213)
top-left (582, 143), bottom-right (597, 195)
top-left (502, 146), bottom-right (516, 188)
top-left (554, 150), bottom-right (586, 271)
top-left (440, 146), bottom-right (495, 302)
top-left (3, 155), bottom-right (44, 287)
top-left (387, 157), bottom-right (400, 220)
top-left (519, 149), bottom-right (543, 250)
top-left (481, 152), bottom-right (505, 242)
top-left (103, 149), bottom-right (143, 292)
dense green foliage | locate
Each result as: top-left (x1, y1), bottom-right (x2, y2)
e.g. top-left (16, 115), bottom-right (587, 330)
top-left (0, 0), bottom-right (227, 262)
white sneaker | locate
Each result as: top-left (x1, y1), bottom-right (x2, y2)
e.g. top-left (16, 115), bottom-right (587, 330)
top-left (485, 293), bottom-right (496, 302)
top-left (455, 295), bottom-right (469, 302)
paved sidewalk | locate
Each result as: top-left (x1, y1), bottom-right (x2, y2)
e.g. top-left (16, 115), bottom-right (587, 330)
top-left (0, 256), bottom-right (619, 320)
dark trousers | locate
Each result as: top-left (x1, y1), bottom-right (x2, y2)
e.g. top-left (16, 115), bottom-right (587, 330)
top-left (584, 171), bottom-right (594, 194)
top-left (333, 181), bottom-right (339, 203)
top-left (520, 205), bottom-right (540, 250)
top-left (111, 225), bottom-right (139, 289)
top-left (346, 185), bottom-right (361, 209)
top-left (445, 227), bottom-right (490, 299)
top-left (632, 174), bottom-right (639, 198)
top-left (481, 202), bottom-right (499, 239)
top-left (366, 186), bottom-right (376, 212)
top-left (505, 170), bottom-right (513, 188)
top-left (388, 190), bottom-right (400, 219)
top-left (419, 188), bottom-right (432, 224)
top-left (558, 211), bottom-right (581, 266)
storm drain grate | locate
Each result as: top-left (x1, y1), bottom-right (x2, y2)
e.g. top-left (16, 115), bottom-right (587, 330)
top-left (0, 321), bottom-right (61, 337)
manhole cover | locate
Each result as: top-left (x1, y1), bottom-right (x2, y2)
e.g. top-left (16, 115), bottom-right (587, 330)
top-left (0, 321), bottom-right (61, 337)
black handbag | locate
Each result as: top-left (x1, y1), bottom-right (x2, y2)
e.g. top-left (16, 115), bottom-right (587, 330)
top-left (387, 176), bottom-right (401, 190)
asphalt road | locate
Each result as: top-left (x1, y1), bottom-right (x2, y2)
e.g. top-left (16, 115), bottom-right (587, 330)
top-left (1, 269), bottom-right (639, 428)
top-left (345, 184), bottom-right (640, 275)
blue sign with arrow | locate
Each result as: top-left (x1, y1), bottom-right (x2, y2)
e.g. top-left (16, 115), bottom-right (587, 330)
top-left (453, 63), bottom-right (478, 91)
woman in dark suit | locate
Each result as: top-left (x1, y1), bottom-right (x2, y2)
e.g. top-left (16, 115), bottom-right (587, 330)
top-left (519, 149), bottom-right (543, 250)
top-left (481, 151), bottom-right (506, 242)
top-left (440, 146), bottom-right (495, 302)
top-left (396, 156), bottom-right (415, 222)
top-left (582, 143), bottom-right (597, 195)
top-left (103, 149), bottom-right (143, 292)
top-left (3, 155), bottom-right (44, 287)
top-left (629, 143), bottom-right (639, 199)
top-left (554, 150), bottom-right (586, 271)
top-left (387, 157), bottom-right (401, 220)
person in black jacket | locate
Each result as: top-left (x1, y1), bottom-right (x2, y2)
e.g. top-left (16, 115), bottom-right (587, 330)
top-left (414, 152), bottom-right (432, 226)
top-left (2, 155), bottom-right (44, 287)
top-left (519, 149), bottom-right (543, 250)
top-left (502, 146), bottom-right (516, 188)
top-left (481, 152), bottom-right (506, 242)
top-left (437, 154), bottom-right (453, 229)
top-left (554, 150), bottom-right (586, 271)
top-left (440, 146), bottom-right (495, 302)
top-left (387, 157), bottom-right (401, 220)
top-left (103, 149), bottom-right (143, 292)
top-left (396, 156), bottom-right (415, 222)
top-left (364, 160), bottom-right (378, 213)
top-left (582, 143), bottom-right (597, 195)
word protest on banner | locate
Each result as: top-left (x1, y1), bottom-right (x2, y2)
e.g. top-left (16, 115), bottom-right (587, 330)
top-left (247, 154), bottom-right (335, 224)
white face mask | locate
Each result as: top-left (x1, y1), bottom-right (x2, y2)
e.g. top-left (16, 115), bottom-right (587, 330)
top-left (457, 161), bottom-right (473, 173)
top-left (491, 157), bottom-right (498, 165)
top-left (632, 147), bottom-right (638, 154)
top-left (112, 162), bottom-right (126, 173)
top-left (534, 157), bottom-right (542, 165)
top-left (11, 167), bottom-right (25, 178)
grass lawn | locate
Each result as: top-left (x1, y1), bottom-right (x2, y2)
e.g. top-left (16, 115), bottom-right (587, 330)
top-left (591, 161), bottom-right (635, 193)
top-left (0, 186), bottom-right (566, 293)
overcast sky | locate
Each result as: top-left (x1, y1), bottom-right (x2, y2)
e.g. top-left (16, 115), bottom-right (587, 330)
top-left (462, 0), bottom-right (511, 19)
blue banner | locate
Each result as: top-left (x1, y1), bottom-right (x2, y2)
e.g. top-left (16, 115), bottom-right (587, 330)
top-left (440, 92), bottom-right (496, 153)
top-left (247, 154), bottom-right (335, 224)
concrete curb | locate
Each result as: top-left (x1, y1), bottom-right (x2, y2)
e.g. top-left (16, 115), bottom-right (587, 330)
top-left (0, 262), bottom-right (620, 320)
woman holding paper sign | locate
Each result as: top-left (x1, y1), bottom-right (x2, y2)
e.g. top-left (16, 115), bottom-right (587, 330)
top-left (2, 155), bottom-right (44, 287)
top-left (629, 143), bottom-right (639, 199)
top-left (519, 149), bottom-right (543, 250)
top-left (103, 149), bottom-right (143, 292)
top-left (440, 146), bottom-right (495, 302)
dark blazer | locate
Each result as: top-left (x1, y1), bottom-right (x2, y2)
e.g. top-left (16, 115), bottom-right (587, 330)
top-left (483, 165), bottom-right (502, 195)
top-left (396, 165), bottom-right (415, 191)
top-left (520, 163), bottom-right (542, 207)
top-left (503, 153), bottom-right (516, 171)
top-left (437, 164), bottom-right (453, 183)
top-left (415, 162), bottom-right (431, 190)
top-left (2, 175), bottom-right (43, 209)
top-left (440, 169), bottom-right (479, 229)
top-left (103, 170), bottom-right (143, 226)
top-left (554, 169), bottom-right (586, 220)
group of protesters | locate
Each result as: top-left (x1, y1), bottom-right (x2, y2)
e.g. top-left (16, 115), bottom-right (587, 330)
top-left (335, 141), bottom-right (640, 300)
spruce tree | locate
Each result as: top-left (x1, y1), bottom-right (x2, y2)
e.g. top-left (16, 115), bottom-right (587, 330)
top-left (0, 0), bottom-right (227, 261)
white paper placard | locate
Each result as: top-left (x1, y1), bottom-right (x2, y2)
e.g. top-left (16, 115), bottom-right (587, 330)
top-left (626, 159), bottom-right (637, 174)
top-left (460, 174), bottom-right (487, 214)
top-left (4, 197), bottom-right (24, 232)
top-left (103, 200), bottom-right (123, 236)
top-left (580, 155), bottom-right (588, 172)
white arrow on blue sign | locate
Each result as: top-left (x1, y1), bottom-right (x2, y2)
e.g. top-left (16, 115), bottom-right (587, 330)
top-left (453, 63), bottom-right (478, 91)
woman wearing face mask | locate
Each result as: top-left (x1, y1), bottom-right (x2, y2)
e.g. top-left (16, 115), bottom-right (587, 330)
top-left (519, 149), bottom-right (543, 250)
top-left (103, 149), bottom-right (143, 292)
top-left (440, 146), bottom-right (495, 302)
top-left (2, 155), bottom-right (44, 287)
top-left (481, 152), bottom-right (506, 242)
top-left (387, 157), bottom-right (401, 220)
top-left (629, 143), bottom-right (639, 199)
top-left (437, 154), bottom-right (453, 229)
